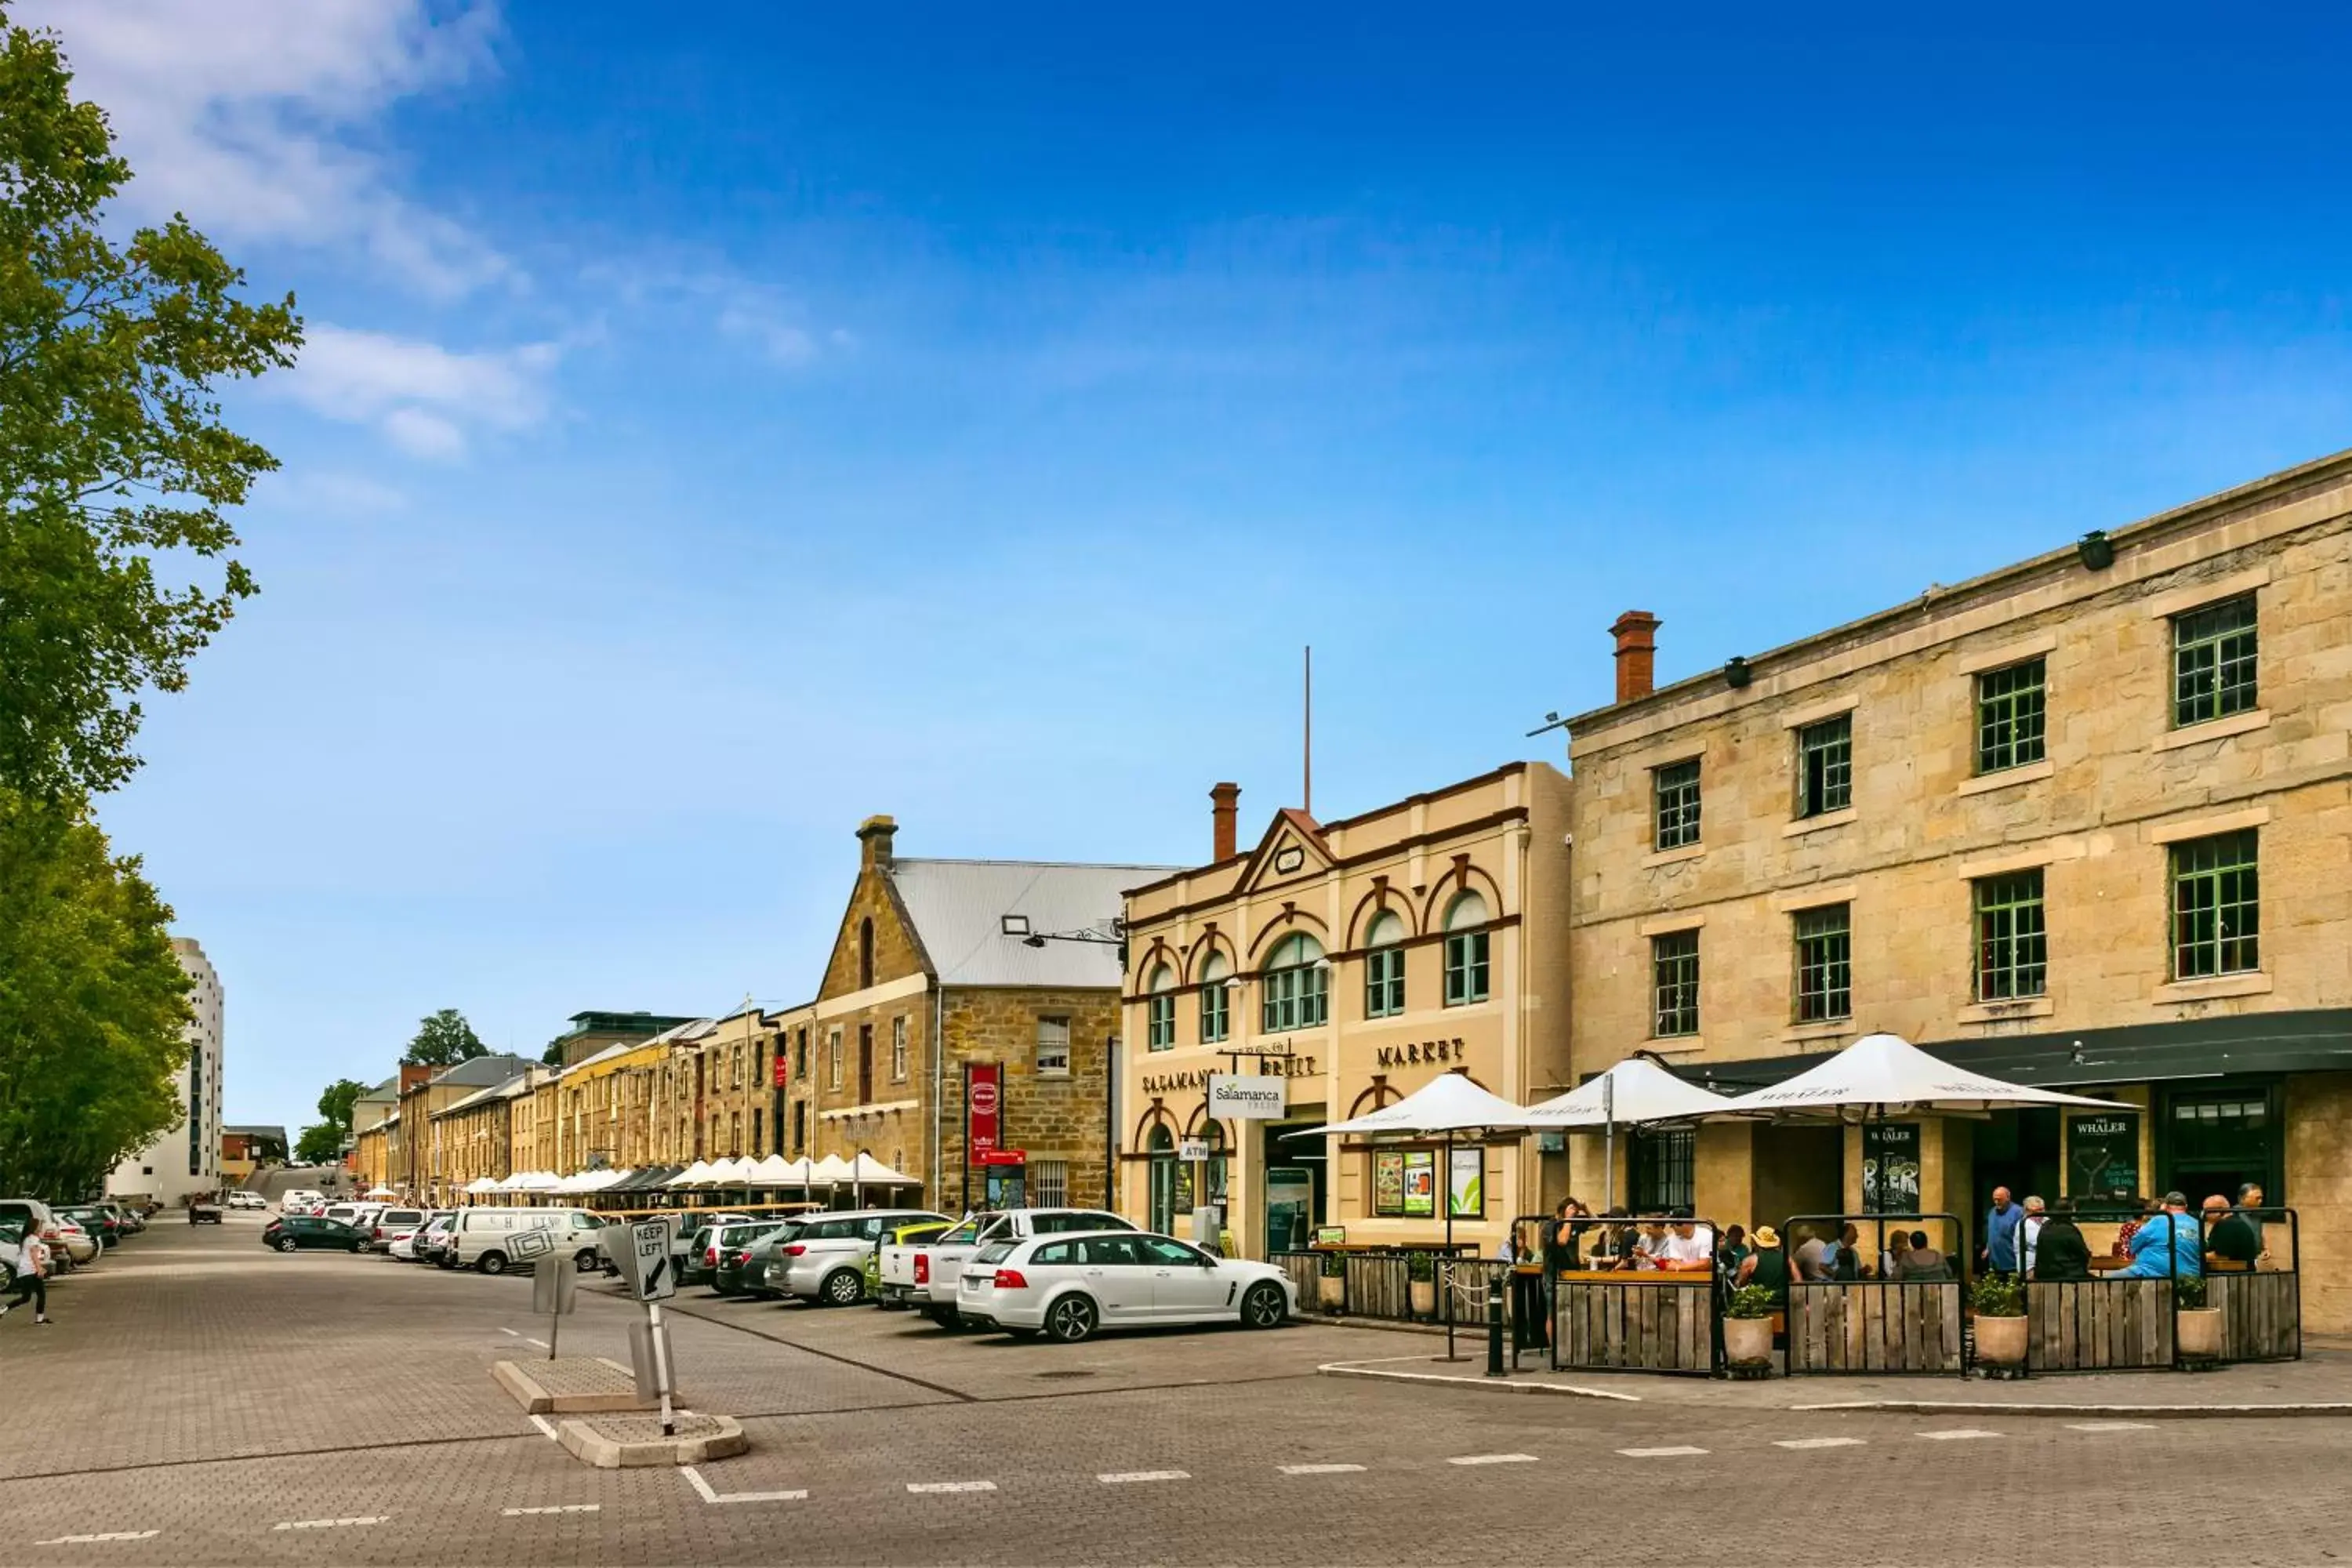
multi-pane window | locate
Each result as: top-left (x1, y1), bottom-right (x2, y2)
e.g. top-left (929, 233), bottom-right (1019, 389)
top-left (1632, 1128), bottom-right (1696, 1216)
top-left (1653, 759), bottom-right (1702, 850)
top-left (1973, 870), bottom-right (2047, 1000)
top-left (1145, 965), bottom-right (1176, 1051)
top-left (1651, 930), bottom-right (1700, 1037)
top-left (1793, 904), bottom-right (1853, 1022)
top-left (1030, 1159), bottom-right (1069, 1208)
top-left (1197, 954), bottom-right (1230, 1044)
top-left (1363, 911), bottom-right (1406, 1018)
top-left (2172, 595), bottom-right (2258, 728)
top-left (1797, 714), bottom-right (1853, 817)
top-left (1035, 1016), bottom-right (1072, 1076)
top-left (891, 1015), bottom-right (909, 1081)
top-left (1976, 659), bottom-right (2047, 774)
top-left (1261, 934), bottom-right (1329, 1032)
top-left (1442, 893), bottom-right (1490, 1007)
top-left (2171, 830), bottom-right (2259, 978)
top-left (827, 1028), bottom-right (843, 1089)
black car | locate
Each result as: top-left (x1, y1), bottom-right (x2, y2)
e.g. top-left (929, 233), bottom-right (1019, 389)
top-left (56, 1206), bottom-right (123, 1245)
top-left (712, 1222), bottom-right (795, 1297)
top-left (261, 1215), bottom-right (366, 1253)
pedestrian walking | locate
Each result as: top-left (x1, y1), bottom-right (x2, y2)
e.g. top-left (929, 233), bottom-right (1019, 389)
top-left (0, 1227), bottom-right (51, 1324)
top-left (1984, 1187), bottom-right (2023, 1275)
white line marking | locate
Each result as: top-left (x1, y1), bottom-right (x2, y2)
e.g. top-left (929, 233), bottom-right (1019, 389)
top-left (1916, 1428), bottom-right (2001, 1441)
top-left (2066, 1420), bottom-right (2158, 1432)
top-left (1279, 1463), bottom-right (1368, 1475)
top-left (1098, 1470), bottom-right (1189, 1484)
top-left (1617, 1446), bottom-right (1709, 1457)
top-left (271, 1516), bottom-right (390, 1530)
top-left (684, 1467), bottom-right (719, 1504)
top-left (1774, 1437), bottom-right (1866, 1450)
top-left (35, 1532), bottom-right (160, 1544)
top-left (498, 1327), bottom-right (521, 1337)
top-left (529, 1415), bottom-right (559, 1440)
top-left (521, 1337), bottom-right (550, 1349)
top-left (503, 1504), bottom-right (601, 1516)
top-left (680, 1466), bottom-right (808, 1506)
top-left (1448, 1453), bottom-right (1539, 1466)
top-left (907, 1480), bottom-right (997, 1494)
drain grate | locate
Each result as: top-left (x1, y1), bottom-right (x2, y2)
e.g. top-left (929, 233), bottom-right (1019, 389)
top-left (1033, 1368), bottom-right (1098, 1380)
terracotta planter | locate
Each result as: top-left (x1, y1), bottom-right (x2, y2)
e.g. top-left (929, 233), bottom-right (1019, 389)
top-left (1976, 1314), bottom-right (2028, 1366)
top-left (1723, 1315), bottom-right (1775, 1367)
top-left (1316, 1273), bottom-right (1345, 1312)
top-left (1410, 1279), bottom-right (1436, 1317)
top-left (2177, 1307), bottom-right (2224, 1360)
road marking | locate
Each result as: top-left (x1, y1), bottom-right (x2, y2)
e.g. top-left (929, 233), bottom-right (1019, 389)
top-left (271, 1517), bottom-right (390, 1531)
top-left (1916, 1429), bottom-right (2001, 1441)
top-left (503, 1504), bottom-right (601, 1516)
top-left (1098, 1470), bottom-right (1189, 1484)
top-left (1617, 1446), bottom-right (1709, 1457)
top-left (681, 1466), bottom-right (808, 1505)
top-left (521, 1337), bottom-right (550, 1349)
top-left (1279, 1463), bottom-right (1368, 1475)
top-left (1774, 1437), bottom-right (1866, 1450)
top-left (907, 1480), bottom-right (998, 1494)
top-left (2066, 1420), bottom-right (2158, 1432)
top-left (35, 1532), bottom-right (161, 1544)
top-left (498, 1327), bottom-right (521, 1337)
top-left (1447, 1453), bottom-right (1539, 1466)
top-left (528, 1415), bottom-right (559, 1440)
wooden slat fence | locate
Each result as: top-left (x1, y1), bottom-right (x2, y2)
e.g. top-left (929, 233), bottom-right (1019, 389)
top-left (1269, 1250), bottom-right (1319, 1308)
top-left (1555, 1280), bottom-right (1715, 1372)
top-left (1786, 1283), bottom-right (1963, 1374)
top-left (2026, 1278), bottom-right (2173, 1370)
top-left (2208, 1270), bottom-right (2300, 1362)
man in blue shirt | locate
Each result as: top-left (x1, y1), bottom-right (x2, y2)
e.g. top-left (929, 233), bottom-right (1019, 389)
top-left (2120, 1193), bottom-right (2205, 1280)
top-left (1983, 1188), bottom-right (2024, 1275)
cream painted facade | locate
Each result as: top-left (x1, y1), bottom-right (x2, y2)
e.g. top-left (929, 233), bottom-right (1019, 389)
top-left (1119, 766), bottom-right (1573, 1260)
top-left (1563, 449), bottom-right (2352, 1328)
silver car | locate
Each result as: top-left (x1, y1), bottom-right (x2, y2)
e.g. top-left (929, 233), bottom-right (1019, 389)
top-left (769, 1209), bottom-right (950, 1306)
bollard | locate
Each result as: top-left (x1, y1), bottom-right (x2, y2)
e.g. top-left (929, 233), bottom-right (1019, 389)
top-left (1485, 1273), bottom-right (1506, 1377)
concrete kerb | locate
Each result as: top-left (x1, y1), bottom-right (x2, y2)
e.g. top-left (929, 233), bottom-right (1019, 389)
top-left (558, 1412), bottom-right (747, 1468)
top-left (1319, 1356), bottom-right (1639, 1403)
top-left (493, 1356), bottom-right (662, 1415)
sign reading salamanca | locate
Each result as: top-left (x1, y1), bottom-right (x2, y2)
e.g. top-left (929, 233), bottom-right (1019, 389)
top-left (1207, 1073), bottom-right (1286, 1120)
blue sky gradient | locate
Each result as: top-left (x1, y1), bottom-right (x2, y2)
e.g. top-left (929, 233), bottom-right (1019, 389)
top-left (32, 3), bottom-right (2351, 1131)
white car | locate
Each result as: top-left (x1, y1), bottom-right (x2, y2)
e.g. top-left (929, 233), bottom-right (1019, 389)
top-left (956, 1229), bottom-right (1294, 1342)
top-left (879, 1207), bottom-right (1135, 1322)
top-left (447, 1207), bottom-right (608, 1276)
top-left (770, 1208), bottom-right (950, 1306)
top-left (227, 1192), bottom-right (267, 1210)
top-left (364, 1207), bottom-right (426, 1253)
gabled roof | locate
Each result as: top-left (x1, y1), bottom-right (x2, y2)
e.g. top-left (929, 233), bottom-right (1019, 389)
top-left (427, 1052), bottom-right (538, 1089)
top-left (1234, 808), bottom-right (1330, 895)
top-left (891, 858), bottom-right (1178, 989)
top-left (434, 1070), bottom-right (539, 1116)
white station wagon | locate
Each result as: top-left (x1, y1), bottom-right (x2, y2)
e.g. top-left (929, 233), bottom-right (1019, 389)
top-left (956, 1229), bottom-right (1294, 1343)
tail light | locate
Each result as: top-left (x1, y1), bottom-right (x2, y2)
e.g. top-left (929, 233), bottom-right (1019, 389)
top-left (782, 1243), bottom-right (806, 1256)
top-left (733, 1250), bottom-right (751, 1265)
top-left (991, 1269), bottom-right (1028, 1290)
top-left (705, 1247), bottom-right (717, 1265)
top-left (914, 1255), bottom-right (929, 1284)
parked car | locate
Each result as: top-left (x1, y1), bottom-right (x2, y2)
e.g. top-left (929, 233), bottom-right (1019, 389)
top-left (0, 1200), bottom-right (66, 1269)
top-left (365, 1207), bottom-right (426, 1254)
top-left (955, 1230), bottom-right (1294, 1342)
top-left (281, 1189), bottom-right (325, 1213)
top-left (416, 1213), bottom-right (459, 1267)
top-left (101, 1202), bottom-right (144, 1234)
top-left (227, 1192), bottom-right (267, 1211)
top-left (261, 1215), bottom-right (368, 1253)
top-left (769, 1209), bottom-right (952, 1306)
top-left (447, 1207), bottom-right (608, 1275)
top-left (867, 1218), bottom-right (953, 1305)
top-left (48, 1218), bottom-right (100, 1267)
top-left (710, 1221), bottom-right (795, 1297)
top-left (880, 1207), bottom-right (1135, 1323)
top-left (54, 1206), bottom-right (122, 1250)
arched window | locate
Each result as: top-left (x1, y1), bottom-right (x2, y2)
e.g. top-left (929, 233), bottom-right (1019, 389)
top-left (1145, 964), bottom-right (1177, 1050)
top-left (1197, 953), bottom-right (1231, 1044)
top-left (1443, 891), bottom-right (1490, 1007)
top-left (1260, 932), bottom-right (1329, 1033)
top-left (858, 918), bottom-right (875, 989)
top-left (1363, 910), bottom-right (1406, 1019)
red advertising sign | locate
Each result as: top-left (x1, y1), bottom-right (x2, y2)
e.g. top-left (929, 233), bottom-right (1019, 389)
top-left (772, 1051), bottom-right (789, 1090)
top-left (967, 1063), bottom-right (1002, 1159)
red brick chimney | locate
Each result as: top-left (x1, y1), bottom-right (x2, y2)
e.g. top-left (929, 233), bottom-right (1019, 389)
top-left (1611, 611), bottom-right (1662, 702)
top-left (399, 1063), bottom-right (432, 1093)
top-left (1210, 782), bottom-right (1240, 861)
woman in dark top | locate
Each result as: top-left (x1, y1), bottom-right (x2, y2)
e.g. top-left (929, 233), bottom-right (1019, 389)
top-left (1737, 1224), bottom-right (1791, 1303)
top-left (1717, 1223), bottom-right (1750, 1278)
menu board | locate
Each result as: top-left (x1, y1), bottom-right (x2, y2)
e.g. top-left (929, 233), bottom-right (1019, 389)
top-left (2067, 1111), bottom-right (2140, 1200)
top-left (1372, 1150), bottom-right (1406, 1217)
top-left (1862, 1122), bottom-right (1920, 1213)
top-left (1402, 1150), bottom-right (1436, 1218)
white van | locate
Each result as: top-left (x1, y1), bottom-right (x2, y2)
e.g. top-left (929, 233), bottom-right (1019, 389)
top-left (448, 1207), bottom-right (608, 1275)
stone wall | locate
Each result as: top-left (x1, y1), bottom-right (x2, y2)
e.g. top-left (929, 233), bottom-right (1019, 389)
top-left (935, 986), bottom-right (1116, 1210)
top-left (2287, 1073), bottom-right (2352, 1335)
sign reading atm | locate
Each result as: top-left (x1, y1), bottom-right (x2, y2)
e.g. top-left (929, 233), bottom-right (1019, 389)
top-left (1207, 1074), bottom-right (1287, 1120)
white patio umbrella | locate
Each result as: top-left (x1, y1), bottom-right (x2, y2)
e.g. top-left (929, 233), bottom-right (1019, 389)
top-left (1715, 1032), bottom-right (2131, 1117)
top-left (666, 1160), bottom-right (715, 1189)
top-left (848, 1152), bottom-right (913, 1207)
top-left (1518, 1056), bottom-right (1740, 1212)
top-left (808, 1153), bottom-right (855, 1207)
top-left (747, 1154), bottom-right (796, 1189)
top-left (363, 1185), bottom-right (397, 1199)
top-left (770, 1155), bottom-right (813, 1192)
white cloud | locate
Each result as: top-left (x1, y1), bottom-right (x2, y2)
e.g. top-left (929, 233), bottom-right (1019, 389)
top-left (280, 325), bottom-right (559, 459)
top-left (18, 0), bottom-right (509, 297)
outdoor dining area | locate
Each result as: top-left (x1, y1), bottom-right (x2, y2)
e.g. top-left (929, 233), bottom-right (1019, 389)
top-left (458, 1150), bottom-right (924, 1216)
top-left (1280, 1031), bottom-right (2302, 1381)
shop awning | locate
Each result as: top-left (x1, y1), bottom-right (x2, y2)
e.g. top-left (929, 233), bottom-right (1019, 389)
top-left (665, 1160), bottom-right (716, 1188)
top-left (1714, 1032), bottom-right (2131, 1117)
top-left (849, 1152), bottom-right (915, 1185)
top-left (1519, 1057), bottom-right (1737, 1127)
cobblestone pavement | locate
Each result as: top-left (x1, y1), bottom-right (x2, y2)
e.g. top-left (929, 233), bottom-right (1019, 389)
top-left (7, 1218), bottom-right (2350, 1566)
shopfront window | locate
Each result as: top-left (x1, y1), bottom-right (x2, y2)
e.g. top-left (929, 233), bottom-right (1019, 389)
top-left (2161, 1085), bottom-right (2279, 1209)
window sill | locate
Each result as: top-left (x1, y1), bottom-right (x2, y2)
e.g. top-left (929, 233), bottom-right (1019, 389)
top-left (1957, 759), bottom-right (2054, 797)
top-left (1782, 808), bottom-right (1857, 838)
top-left (1643, 842), bottom-right (1704, 869)
top-left (2153, 973), bottom-right (2272, 1004)
top-left (1780, 1019), bottom-right (1854, 1044)
top-left (1646, 1036), bottom-right (1706, 1054)
top-left (2153, 709), bottom-right (2270, 753)
top-left (1956, 996), bottom-right (2054, 1025)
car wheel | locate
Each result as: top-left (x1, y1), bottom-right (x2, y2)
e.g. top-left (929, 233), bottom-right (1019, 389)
top-left (477, 1251), bottom-right (507, 1276)
top-left (575, 1250), bottom-right (599, 1273)
top-left (821, 1269), bottom-right (863, 1307)
top-left (1241, 1281), bottom-right (1287, 1330)
top-left (274, 1236), bottom-right (299, 1254)
top-left (1045, 1294), bottom-right (1098, 1344)
top-left (350, 1240), bottom-right (366, 1253)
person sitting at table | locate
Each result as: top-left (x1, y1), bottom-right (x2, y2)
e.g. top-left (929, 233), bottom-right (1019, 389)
top-left (1585, 1207), bottom-right (1632, 1268)
top-left (1716, 1223), bottom-right (1751, 1277)
top-left (1737, 1224), bottom-right (1790, 1303)
top-left (1791, 1225), bottom-right (1835, 1282)
top-left (1830, 1222), bottom-right (1864, 1281)
top-left (2118, 1192), bottom-right (2203, 1279)
top-left (2031, 1200), bottom-right (2092, 1281)
top-left (1624, 1221), bottom-right (1670, 1271)
top-left (1895, 1229), bottom-right (1951, 1280)
top-left (1653, 1219), bottom-right (1715, 1273)
top-left (2113, 1197), bottom-right (2157, 1258)
top-left (2202, 1195), bottom-right (2260, 1269)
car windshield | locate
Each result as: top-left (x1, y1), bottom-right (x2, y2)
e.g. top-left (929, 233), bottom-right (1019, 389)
top-left (973, 1242), bottom-right (1016, 1265)
top-left (935, 1219), bottom-right (982, 1245)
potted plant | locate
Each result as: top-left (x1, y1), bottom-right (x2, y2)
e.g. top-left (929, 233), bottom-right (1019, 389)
top-left (1407, 1251), bottom-right (1437, 1317)
top-left (1316, 1250), bottom-right (1347, 1313)
top-left (1722, 1283), bottom-right (1777, 1368)
top-left (1971, 1272), bottom-right (2028, 1369)
top-left (2175, 1275), bottom-right (2223, 1361)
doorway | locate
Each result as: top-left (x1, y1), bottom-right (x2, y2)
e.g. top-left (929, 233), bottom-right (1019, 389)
top-left (1261, 1117), bottom-right (1326, 1253)
top-left (1146, 1127), bottom-right (1178, 1234)
top-left (2160, 1082), bottom-right (2281, 1210)
top-left (1973, 1107), bottom-right (2063, 1236)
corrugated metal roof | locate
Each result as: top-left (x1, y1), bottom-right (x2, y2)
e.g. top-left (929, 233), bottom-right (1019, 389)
top-left (890, 858), bottom-right (1176, 989)
top-left (426, 1052), bottom-right (538, 1088)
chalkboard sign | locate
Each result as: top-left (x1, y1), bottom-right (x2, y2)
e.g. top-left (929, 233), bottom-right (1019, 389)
top-left (2067, 1112), bottom-right (2140, 1200)
top-left (1862, 1122), bottom-right (1921, 1212)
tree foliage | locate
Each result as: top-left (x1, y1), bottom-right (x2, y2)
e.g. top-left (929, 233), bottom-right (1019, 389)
top-left (293, 1123), bottom-right (343, 1165)
top-left (315, 1076), bottom-right (368, 1131)
top-left (0, 791), bottom-right (191, 1196)
top-left (0, 8), bottom-right (301, 799)
top-left (403, 1008), bottom-right (487, 1069)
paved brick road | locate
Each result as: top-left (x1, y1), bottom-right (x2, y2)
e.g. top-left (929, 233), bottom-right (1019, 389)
top-left (5, 1216), bottom-right (2349, 1566)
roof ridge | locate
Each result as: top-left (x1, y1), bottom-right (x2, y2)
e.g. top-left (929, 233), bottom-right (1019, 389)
top-left (894, 856), bottom-right (1182, 871)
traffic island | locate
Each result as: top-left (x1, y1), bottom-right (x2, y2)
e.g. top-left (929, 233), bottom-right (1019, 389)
top-left (557, 1411), bottom-right (747, 1468)
top-left (495, 1356), bottom-right (670, 1415)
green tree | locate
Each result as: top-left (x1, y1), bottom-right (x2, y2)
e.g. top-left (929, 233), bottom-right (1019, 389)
top-left (0, 791), bottom-right (191, 1196)
top-left (292, 1123), bottom-right (343, 1165)
top-left (402, 1008), bottom-right (488, 1069)
top-left (0, 8), bottom-right (301, 800)
top-left (315, 1076), bottom-right (368, 1133)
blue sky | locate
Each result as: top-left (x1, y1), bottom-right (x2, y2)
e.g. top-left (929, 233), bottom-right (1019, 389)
top-left (27, 3), bottom-right (2352, 1132)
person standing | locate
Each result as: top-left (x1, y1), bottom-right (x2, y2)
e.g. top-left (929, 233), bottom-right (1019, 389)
top-left (1984, 1187), bottom-right (2024, 1275)
top-left (2020, 1196), bottom-right (2048, 1276)
top-left (2031, 1201), bottom-right (2092, 1282)
top-left (2235, 1183), bottom-right (2270, 1261)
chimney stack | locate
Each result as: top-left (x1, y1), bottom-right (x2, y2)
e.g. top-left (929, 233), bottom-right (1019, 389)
top-left (1610, 611), bottom-right (1662, 703)
top-left (1210, 782), bottom-right (1240, 862)
top-left (857, 814), bottom-right (898, 870)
